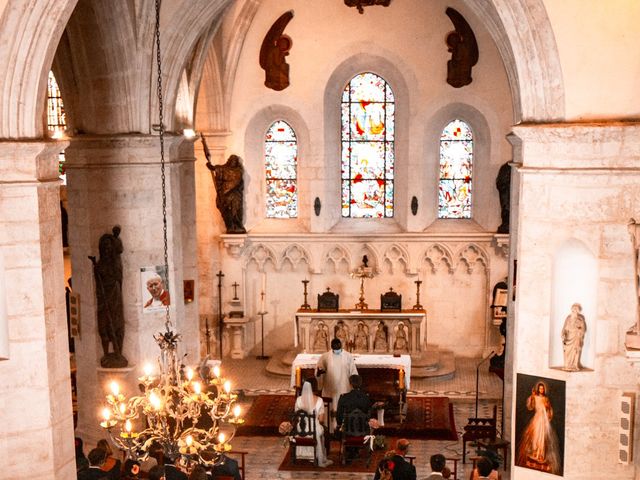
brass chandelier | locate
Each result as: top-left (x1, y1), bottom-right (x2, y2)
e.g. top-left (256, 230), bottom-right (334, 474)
top-left (99, 0), bottom-right (242, 466)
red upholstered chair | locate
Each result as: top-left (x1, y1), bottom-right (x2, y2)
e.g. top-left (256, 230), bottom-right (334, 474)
top-left (340, 408), bottom-right (371, 466)
top-left (290, 409), bottom-right (318, 466)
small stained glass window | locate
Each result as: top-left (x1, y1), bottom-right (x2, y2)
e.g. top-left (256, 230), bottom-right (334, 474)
top-left (47, 71), bottom-right (67, 184)
top-left (265, 120), bottom-right (298, 218)
top-left (438, 119), bottom-right (473, 218)
top-left (341, 72), bottom-right (395, 218)
top-left (47, 71), bottom-right (66, 134)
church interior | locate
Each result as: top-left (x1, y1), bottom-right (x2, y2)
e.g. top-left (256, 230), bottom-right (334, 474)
top-left (1, 0), bottom-right (640, 479)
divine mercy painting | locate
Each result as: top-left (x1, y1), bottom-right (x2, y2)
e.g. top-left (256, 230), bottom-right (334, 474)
top-left (515, 373), bottom-right (565, 476)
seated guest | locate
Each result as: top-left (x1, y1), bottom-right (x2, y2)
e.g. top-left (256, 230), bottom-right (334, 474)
top-left (96, 439), bottom-right (121, 480)
top-left (336, 374), bottom-right (371, 428)
top-left (442, 466), bottom-right (452, 479)
top-left (188, 465), bottom-right (208, 480)
top-left (122, 459), bottom-right (141, 480)
top-left (376, 458), bottom-right (394, 480)
top-left (164, 456), bottom-right (188, 480)
top-left (148, 466), bottom-right (166, 480)
top-left (75, 437), bottom-right (90, 474)
top-left (373, 438), bottom-right (416, 480)
top-left (210, 454), bottom-right (242, 480)
top-left (425, 453), bottom-right (446, 479)
top-left (79, 448), bottom-right (109, 480)
top-left (475, 457), bottom-right (494, 480)
top-left (469, 455), bottom-right (501, 480)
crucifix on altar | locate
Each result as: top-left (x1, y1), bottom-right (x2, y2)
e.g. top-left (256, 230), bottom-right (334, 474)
top-left (351, 255), bottom-right (375, 310)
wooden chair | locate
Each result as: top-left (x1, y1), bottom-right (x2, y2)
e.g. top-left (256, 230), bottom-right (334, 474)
top-left (462, 405), bottom-right (497, 464)
top-left (340, 408), bottom-right (371, 466)
top-left (290, 409), bottom-right (318, 466)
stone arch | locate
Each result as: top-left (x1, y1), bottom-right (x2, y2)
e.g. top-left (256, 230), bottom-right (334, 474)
top-left (281, 243), bottom-right (312, 271)
top-left (244, 242), bottom-right (278, 271)
top-left (422, 102), bottom-right (494, 227)
top-left (383, 243), bottom-right (410, 275)
top-left (423, 243), bottom-right (455, 274)
top-left (464, 0), bottom-right (564, 122)
top-left (323, 244), bottom-right (352, 274)
top-left (456, 243), bottom-right (489, 274)
top-left (322, 52), bottom-right (411, 230)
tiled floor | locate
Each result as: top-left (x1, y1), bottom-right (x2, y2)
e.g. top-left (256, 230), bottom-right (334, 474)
top-left (220, 356), bottom-right (509, 480)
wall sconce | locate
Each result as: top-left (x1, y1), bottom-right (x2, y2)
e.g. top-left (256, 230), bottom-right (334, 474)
top-left (314, 197), bottom-right (321, 216)
top-left (411, 196), bottom-right (418, 215)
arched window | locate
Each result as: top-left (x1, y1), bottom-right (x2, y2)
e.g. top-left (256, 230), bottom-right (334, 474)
top-left (341, 72), bottom-right (395, 218)
top-left (265, 120), bottom-right (298, 218)
top-left (47, 71), bottom-right (66, 134)
top-left (438, 119), bottom-right (473, 218)
top-left (47, 71), bottom-right (67, 184)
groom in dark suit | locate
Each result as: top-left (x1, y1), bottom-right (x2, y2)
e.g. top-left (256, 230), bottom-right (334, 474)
top-left (336, 374), bottom-right (371, 428)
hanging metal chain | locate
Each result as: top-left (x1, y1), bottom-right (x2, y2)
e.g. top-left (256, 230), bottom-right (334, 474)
top-left (154, 0), bottom-right (171, 331)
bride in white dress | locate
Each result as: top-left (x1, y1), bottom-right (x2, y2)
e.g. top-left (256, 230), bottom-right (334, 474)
top-left (294, 381), bottom-right (333, 467)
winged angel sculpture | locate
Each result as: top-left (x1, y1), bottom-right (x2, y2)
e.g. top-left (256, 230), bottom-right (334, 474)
top-left (259, 11), bottom-right (294, 91)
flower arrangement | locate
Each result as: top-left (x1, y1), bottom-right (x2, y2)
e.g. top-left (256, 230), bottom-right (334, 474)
top-left (278, 421), bottom-right (293, 448)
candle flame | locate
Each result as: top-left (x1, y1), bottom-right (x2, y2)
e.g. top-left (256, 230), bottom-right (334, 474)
top-left (143, 364), bottom-right (153, 377)
top-left (102, 407), bottom-right (111, 421)
top-left (186, 368), bottom-right (194, 381)
top-left (110, 381), bottom-right (120, 396)
top-left (125, 419), bottom-right (132, 432)
top-left (223, 380), bottom-right (231, 394)
top-left (233, 405), bottom-right (241, 418)
top-left (193, 382), bottom-right (202, 395)
top-left (149, 391), bottom-right (161, 410)
top-left (213, 365), bottom-right (221, 378)
top-left (218, 432), bottom-right (226, 444)
top-left (186, 434), bottom-right (193, 446)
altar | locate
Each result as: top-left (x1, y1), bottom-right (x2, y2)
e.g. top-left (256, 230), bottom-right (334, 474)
top-left (290, 353), bottom-right (411, 420)
top-left (294, 309), bottom-right (427, 356)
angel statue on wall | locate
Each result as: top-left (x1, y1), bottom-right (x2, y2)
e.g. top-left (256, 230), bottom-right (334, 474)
top-left (259, 11), bottom-right (294, 91)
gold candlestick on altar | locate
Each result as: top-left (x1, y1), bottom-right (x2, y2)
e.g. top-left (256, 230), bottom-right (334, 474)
top-left (413, 280), bottom-right (423, 310)
top-left (351, 255), bottom-right (374, 310)
top-left (300, 279), bottom-right (311, 310)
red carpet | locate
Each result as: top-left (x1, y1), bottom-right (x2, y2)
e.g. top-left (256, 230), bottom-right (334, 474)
top-left (238, 395), bottom-right (457, 440)
top-left (278, 439), bottom-right (389, 473)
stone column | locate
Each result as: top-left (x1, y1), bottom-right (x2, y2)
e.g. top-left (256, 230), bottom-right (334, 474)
top-left (65, 134), bottom-right (199, 445)
top-left (0, 140), bottom-right (75, 479)
top-left (508, 123), bottom-right (640, 479)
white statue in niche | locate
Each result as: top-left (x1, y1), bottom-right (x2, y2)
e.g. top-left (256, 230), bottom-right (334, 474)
top-left (354, 321), bottom-right (369, 351)
top-left (561, 303), bottom-right (586, 371)
top-left (393, 322), bottom-right (409, 352)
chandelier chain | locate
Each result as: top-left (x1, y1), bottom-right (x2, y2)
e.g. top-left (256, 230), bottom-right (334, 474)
top-left (155, 0), bottom-right (171, 331)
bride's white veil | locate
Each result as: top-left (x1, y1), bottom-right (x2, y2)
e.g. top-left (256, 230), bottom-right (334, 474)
top-left (300, 380), bottom-right (316, 413)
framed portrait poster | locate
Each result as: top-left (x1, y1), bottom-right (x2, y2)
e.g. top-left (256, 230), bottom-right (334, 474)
top-left (141, 265), bottom-right (170, 313)
top-left (515, 373), bottom-right (566, 476)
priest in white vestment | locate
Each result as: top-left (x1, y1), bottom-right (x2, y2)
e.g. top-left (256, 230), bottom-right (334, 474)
top-left (316, 338), bottom-right (358, 429)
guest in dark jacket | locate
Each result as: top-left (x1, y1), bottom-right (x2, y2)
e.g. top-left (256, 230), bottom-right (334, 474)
top-left (79, 448), bottom-right (109, 480)
top-left (211, 454), bottom-right (242, 480)
top-left (373, 439), bottom-right (416, 480)
top-left (75, 437), bottom-right (90, 474)
top-left (336, 374), bottom-right (371, 428)
top-left (164, 457), bottom-right (188, 480)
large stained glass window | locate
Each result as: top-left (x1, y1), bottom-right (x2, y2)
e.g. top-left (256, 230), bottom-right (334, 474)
top-left (265, 120), bottom-right (298, 218)
top-left (438, 119), bottom-right (473, 218)
top-left (341, 72), bottom-right (394, 218)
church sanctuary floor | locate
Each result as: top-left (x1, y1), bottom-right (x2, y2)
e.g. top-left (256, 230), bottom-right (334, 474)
top-left (220, 355), bottom-right (508, 480)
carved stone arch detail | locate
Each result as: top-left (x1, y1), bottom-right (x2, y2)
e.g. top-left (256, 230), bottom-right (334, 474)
top-left (456, 243), bottom-right (489, 274)
top-left (383, 243), bottom-right (410, 275)
top-left (323, 244), bottom-right (352, 273)
top-left (423, 243), bottom-right (455, 274)
top-left (281, 243), bottom-right (312, 271)
top-left (244, 243), bottom-right (279, 271)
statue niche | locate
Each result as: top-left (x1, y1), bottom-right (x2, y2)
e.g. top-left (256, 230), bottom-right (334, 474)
top-left (89, 225), bottom-right (128, 368)
top-left (313, 321), bottom-right (330, 352)
top-left (444, 8), bottom-right (479, 88)
top-left (259, 11), bottom-right (294, 91)
top-left (373, 321), bottom-right (388, 352)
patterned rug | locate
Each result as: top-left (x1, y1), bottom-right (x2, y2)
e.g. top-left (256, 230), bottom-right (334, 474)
top-left (237, 395), bottom-right (457, 440)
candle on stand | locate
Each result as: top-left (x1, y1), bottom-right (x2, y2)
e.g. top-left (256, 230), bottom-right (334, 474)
top-left (399, 368), bottom-right (405, 388)
top-left (295, 367), bottom-right (301, 388)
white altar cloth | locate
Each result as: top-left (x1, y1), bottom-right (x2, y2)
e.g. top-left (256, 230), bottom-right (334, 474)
top-left (290, 353), bottom-right (411, 389)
